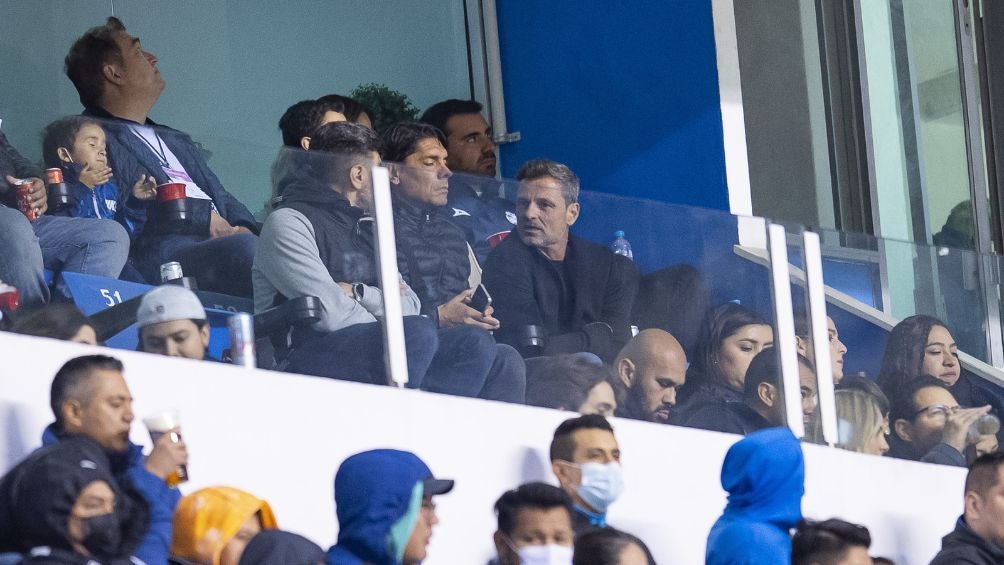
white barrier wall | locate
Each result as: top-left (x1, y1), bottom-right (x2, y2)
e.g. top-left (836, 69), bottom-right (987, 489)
top-left (0, 332), bottom-right (964, 564)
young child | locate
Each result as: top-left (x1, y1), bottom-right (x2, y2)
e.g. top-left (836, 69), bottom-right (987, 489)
top-left (42, 116), bottom-right (157, 237)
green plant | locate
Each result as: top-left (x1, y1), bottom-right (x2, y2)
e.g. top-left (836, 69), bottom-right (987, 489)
top-left (349, 83), bottom-right (421, 132)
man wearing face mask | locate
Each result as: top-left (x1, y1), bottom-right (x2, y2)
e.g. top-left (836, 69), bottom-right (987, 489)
top-left (0, 437), bottom-right (148, 564)
top-left (493, 482), bottom-right (574, 565)
top-left (549, 415), bottom-right (624, 535)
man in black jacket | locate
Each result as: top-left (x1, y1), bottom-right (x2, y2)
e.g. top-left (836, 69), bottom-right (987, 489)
top-left (65, 17), bottom-right (257, 296)
top-left (382, 122), bottom-right (525, 403)
top-left (931, 452), bottom-right (1004, 564)
top-left (482, 159), bottom-right (639, 362)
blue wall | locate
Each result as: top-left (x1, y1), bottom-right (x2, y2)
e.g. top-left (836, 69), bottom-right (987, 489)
top-left (495, 0), bottom-right (729, 209)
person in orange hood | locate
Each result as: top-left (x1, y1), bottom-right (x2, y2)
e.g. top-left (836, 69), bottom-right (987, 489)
top-left (170, 486), bottom-right (278, 565)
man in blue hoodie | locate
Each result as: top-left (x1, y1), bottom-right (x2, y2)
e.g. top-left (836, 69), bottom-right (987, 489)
top-left (327, 449), bottom-right (453, 565)
top-left (705, 427), bottom-right (804, 565)
top-left (39, 355), bottom-right (185, 565)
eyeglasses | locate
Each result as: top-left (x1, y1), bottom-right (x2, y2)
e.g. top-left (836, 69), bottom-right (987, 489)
top-left (912, 403), bottom-right (960, 419)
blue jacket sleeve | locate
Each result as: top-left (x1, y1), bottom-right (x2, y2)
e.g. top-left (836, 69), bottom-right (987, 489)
top-left (126, 465), bottom-right (181, 565)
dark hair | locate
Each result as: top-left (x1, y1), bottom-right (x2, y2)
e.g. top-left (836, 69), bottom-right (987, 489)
top-left (742, 349), bottom-right (814, 403)
top-left (494, 482), bottom-right (572, 536)
top-left (50, 355), bottom-right (124, 429)
top-left (65, 17), bottom-right (127, 108)
top-left (573, 528), bottom-right (656, 565)
top-left (12, 304), bottom-right (94, 341)
top-left (876, 315), bottom-right (947, 395)
top-left (888, 375), bottom-right (949, 428)
top-left (965, 451), bottom-right (1004, 496)
top-left (836, 375), bottom-right (890, 416)
top-left (305, 121), bottom-right (383, 190)
top-left (526, 355), bottom-right (614, 413)
top-left (318, 94), bottom-right (371, 123)
top-left (688, 303), bottom-right (770, 390)
top-left (791, 519), bottom-right (871, 565)
top-left (380, 122), bottom-right (446, 163)
top-left (420, 99), bottom-right (484, 137)
top-left (278, 99), bottom-right (324, 147)
top-left (550, 414), bottom-right (614, 462)
top-left (41, 116), bottom-right (104, 168)
top-left (516, 159), bottom-right (580, 205)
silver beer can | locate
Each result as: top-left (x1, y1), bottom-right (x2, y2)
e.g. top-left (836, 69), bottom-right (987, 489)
top-left (228, 312), bottom-right (256, 368)
top-left (159, 261), bottom-right (184, 283)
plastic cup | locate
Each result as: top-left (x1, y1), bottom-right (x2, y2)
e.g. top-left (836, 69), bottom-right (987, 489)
top-left (143, 410), bottom-right (188, 487)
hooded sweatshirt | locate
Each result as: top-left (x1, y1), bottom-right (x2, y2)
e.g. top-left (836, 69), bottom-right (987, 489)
top-left (238, 530), bottom-right (324, 565)
top-left (327, 450), bottom-right (438, 565)
top-left (0, 437), bottom-right (147, 565)
top-left (706, 427), bottom-right (805, 565)
top-left (38, 425), bottom-right (180, 565)
top-left (170, 486), bottom-right (278, 565)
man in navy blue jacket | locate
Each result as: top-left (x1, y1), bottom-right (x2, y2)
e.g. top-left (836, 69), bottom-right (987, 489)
top-left (64, 17), bottom-right (258, 297)
top-left (38, 355), bottom-right (185, 565)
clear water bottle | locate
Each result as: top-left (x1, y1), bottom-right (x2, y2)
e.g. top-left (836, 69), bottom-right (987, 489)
top-left (611, 230), bottom-right (633, 260)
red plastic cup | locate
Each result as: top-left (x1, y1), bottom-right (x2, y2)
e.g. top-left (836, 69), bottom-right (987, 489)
top-left (156, 182), bottom-right (186, 203)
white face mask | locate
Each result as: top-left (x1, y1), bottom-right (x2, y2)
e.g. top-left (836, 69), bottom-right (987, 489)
top-left (516, 543), bottom-right (573, 565)
top-left (575, 461), bottom-right (625, 513)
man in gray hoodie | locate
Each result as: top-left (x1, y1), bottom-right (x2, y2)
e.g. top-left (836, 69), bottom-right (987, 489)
top-left (253, 121), bottom-right (499, 396)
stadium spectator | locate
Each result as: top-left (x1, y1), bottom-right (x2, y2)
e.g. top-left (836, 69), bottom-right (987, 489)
top-left (0, 437), bottom-right (147, 564)
top-left (791, 518), bottom-right (872, 565)
top-left (834, 389), bottom-right (889, 456)
top-left (278, 99), bottom-right (348, 151)
top-left (11, 303), bottom-right (98, 345)
top-left (238, 530), bottom-right (325, 565)
top-left (318, 94), bottom-right (372, 129)
top-left (66, 17), bottom-right (258, 297)
top-left (681, 350), bottom-right (817, 435)
top-left (30, 355), bottom-right (185, 565)
top-left (382, 122), bottom-right (525, 403)
top-left (876, 315), bottom-right (1003, 430)
top-left (137, 285), bottom-right (211, 360)
top-left (836, 375), bottom-right (890, 419)
top-left (705, 428), bottom-right (804, 565)
top-left (42, 115), bottom-right (156, 237)
top-left (170, 486), bottom-right (278, 565)
top-left (613, 329), bottom-right (687, 423)
top-left (526, 354), bottom-right (617, 417)
top-left (887, 376), bottom-right (990, 467)
top-left (794, 313), bottom-right (848, 384)
top-left (257, 121), bottom-right (504, 396)
top-left (930, 452), bottom-right (1004, 564)
top-left (672, 303), bottom-right (773, 424)
top-left (550, 415), bottom-right (623, 534)
top-left (419, 99), bottom-right (515, 263)
top-left (0, 128), bottom-right (129, 306)
top-left (483, 159), bottom-right (640, 362)
top-left (493, 482), bottom-right (574, 565)
top-left (326, 449), bottom-right (453, 565)
top-left (572, 528), bottom-right (656, 565)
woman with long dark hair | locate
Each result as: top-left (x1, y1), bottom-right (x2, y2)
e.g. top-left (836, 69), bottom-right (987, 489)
top-left (671, 303), bottom-right (773, 424)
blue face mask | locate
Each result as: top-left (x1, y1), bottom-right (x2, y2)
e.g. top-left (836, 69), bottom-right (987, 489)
top-left (574, 462), bottom-right (624, 513)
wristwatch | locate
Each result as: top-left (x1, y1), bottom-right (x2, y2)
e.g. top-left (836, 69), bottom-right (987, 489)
top-left (352, 283), bottom-right (365, 302)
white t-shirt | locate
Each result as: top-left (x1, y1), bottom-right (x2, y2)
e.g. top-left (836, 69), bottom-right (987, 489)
top-left (129, 125), bottom-right (213, 202)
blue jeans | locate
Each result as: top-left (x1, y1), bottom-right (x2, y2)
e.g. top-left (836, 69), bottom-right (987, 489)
top-left (286, 316), bottom-right (439, 387)
top-left (137, 232), bottom-right (257, 297)
top-left (0, 207), bottom-right (129, 305)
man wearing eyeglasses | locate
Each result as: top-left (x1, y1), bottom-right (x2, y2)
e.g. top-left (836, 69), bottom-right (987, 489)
top-left (888, 376), bottom-right (991, 467)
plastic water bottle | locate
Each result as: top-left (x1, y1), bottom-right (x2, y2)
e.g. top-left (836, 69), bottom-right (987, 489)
top-left (611, 230), bottom-right (633, 260)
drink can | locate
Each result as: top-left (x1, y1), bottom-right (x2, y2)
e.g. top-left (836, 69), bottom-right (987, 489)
top-left (159, 261), bottom-right (184, 283)
top-left (14, 179), bottom-right (37, 221)
top-left (228, 312), bottom-right (256, 368)
top-left (44, 168), bottom-right (64, 184)
top-left (0, 283), bottom-right (20, 312)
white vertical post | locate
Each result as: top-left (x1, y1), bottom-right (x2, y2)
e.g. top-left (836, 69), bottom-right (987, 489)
top-left (802, 230), bottom-right (838, 446)
top-left (767, 223), bottom-right (805, 438)
top-left (371, 166), bottom-right (409, 388)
